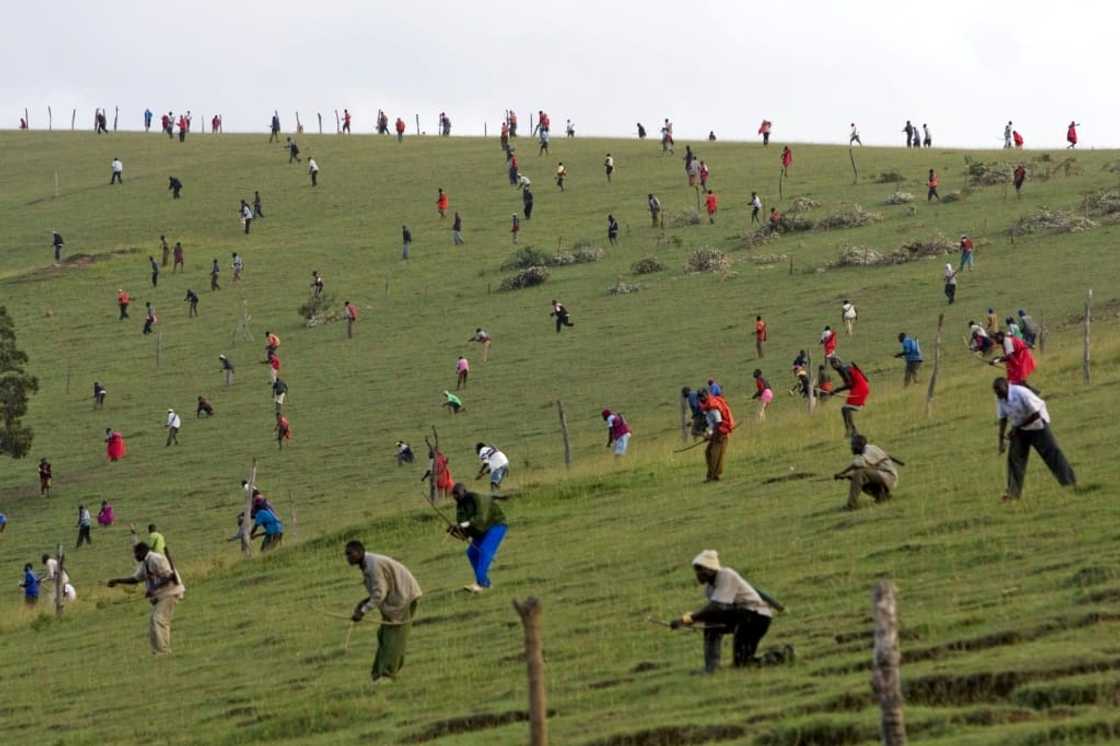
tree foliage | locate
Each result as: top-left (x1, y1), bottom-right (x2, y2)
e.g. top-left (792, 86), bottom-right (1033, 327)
top-left (0, 306), bottom-right (38, 458)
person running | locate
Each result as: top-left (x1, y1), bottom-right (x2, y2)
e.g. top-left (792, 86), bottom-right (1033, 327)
top-left (401, 225), bottom-right (412, 259)
top-left (927, 169), bottom-right (941, 201)
top-left (269, 111), bottom-right (281, 143)
top-left (250, 506), bottom-right (284, 551)
top-left (52, 231), bottom-right (65, 264)
top-left (93, 381), bottom-right (107, 409)
top-left (164, 409), bottom-right (181, 446)
top-left (944, 264), bottom-right (958, 304)
top-left (602, 408), bottom-right (632, 457)
top-left (455, 356), bottom-right (470, 390)
top-left (768, 207), bottom-right (783, 232)
top-left (750, 191), bottom-right (763, 225)
top-left (307, 158), bottom-right (319, 186)
top-left (1065, 121), bottom-right (1079, 149)
top-left (754, 316), bottom-right (767, 358)
top-left (994, 378), bottom-right (1076, 502)
top-left (781, 146), bottom-right (792, 176)
top-left (555, 162), bottom-right (567, 191)
top-left (829, 357), bottom-right (870, 438)
top-left (604, 153), bottom-right (614, 182)
top-left (789, 351), bottom-right (810, 398)
top-left (1017, 309), bottom-right (1040, 347)
top-left (269, 354), bottom-right (281, 384)
top-left (106, 542), bottom-right (185, 654)
top-left (699, 389), bottom-right (734, 482)
top-left (38, 457), bottom-right (52, 496)
top-left (668, 550), bottom-right (787, 674)
top-left (895, 332), bottom-right (923, 386)
top-left (110, 157), bottom-right (124, 184)
top-left (76, 504), bottom-right (93, 547)
top-left (475, 443), bottom-right (509, 492)
top-left (550, 300), bottom-right (574, 333)
top-left (274, 412), bottom-right (292, 449)
top-left (436, 188), bottom-right (449, 218)
top-left (607, 214), bottom-right (619, 245)
top-left (704, 190), bottom-right (719, 224)
top-left (1013, 163), bottom-right (1026, 196)
top-left (959, 234), bottom-right (975, 271)
top-left (167, 176), bottom-right (183, 199)
top-left (648, 193), bottom-right (662, 227)
top-left (442, 390), bottom-right (464, 415)
top-left (452, 212), bottom-right (464, 245)
top-left (991, 331), bottom-right (1038, 393)
top-left (142, 303), bottom-right (158, 335)
top-left (219, 354), bottom-right (234, 386)
top-left (834, 434), bottom-right (902, 510)
top-left (450, 482), bottom-right (508, 592)
top-left (343, 300), bottom-right (358, 339)
top-left (510, 214), bottom-right (520, 244)
top-left (287, 137), bottom-right (301, 163)
top-left (97, 500), bottom-right (115, 527)
top-left (196, 395), bottom-right (214, 417)
top-left (751, 370), bottom-right (774, 421)
top-left (172, 241), bottom-right (184, 272)
top-left (345, 541), bottom-right (423, 685)
top-left (849, 123), bottom-right (862, 146)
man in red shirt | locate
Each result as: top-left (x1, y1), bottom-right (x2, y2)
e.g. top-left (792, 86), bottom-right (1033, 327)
top-left (754, 316), bottom-right (767, 359)
top-left (436, 188), bottom-right (449, 219)
top-left (699, 390), bottom-right (734, 482)
top-left (344, 301), bottom-right (358, 339)
top-left (395, 117), bottom-right (406, 142)
top-left (959, 234), bottom-right (975, 271)
top-left (820, 326), bottom-right (837, 358)
top-left (829, 357), bottom-right (869, 438)
top-left (342, 109), bottom-right (352, 133)
top-left (991, 332), bottom-right (1038, 392)
top-left (704, 190), bottom-right (719, 224)
top-left (117, 289), bottom-right (130, 320)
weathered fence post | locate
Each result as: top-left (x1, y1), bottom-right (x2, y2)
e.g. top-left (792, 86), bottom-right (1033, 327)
top-left (334, 109), bottom-right (340, 133)
top-left (70, 108), bottom-right (76, 130)
top-left (155, 333), bottom-right (162, 369)
top-left (807, 351), bottom-right (816, 414)
top-left (1083, 290), bottom-right (1092, 384)
top-left (1038, 311), bottom-right (1046, 355)
top-left (849, 147), bottom-right (859, 184)
top-left (240, 459), bottom-right (257, 556)
top-left (512, 597), bottom-right (548, 746)
top-left (317, 112), bottom-right (322, 134)
top-left (55, 544), bottom-right (65, 618)
top-left (925, 313), bottom-right (944, 417)
top-left (415, 114), bottom-right (421, 135)
top-left (556, 400), bottom-right (572, 468)
top-left (872, 580), bottom-right (907, 746)
top-left (48, 106), bottom-right (52, 130)
top-left (679, 390), bottom-right (688, 442)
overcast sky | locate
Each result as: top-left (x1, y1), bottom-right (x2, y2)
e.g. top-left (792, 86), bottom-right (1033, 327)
top-left (4, 1), bottom-right (1115, 148)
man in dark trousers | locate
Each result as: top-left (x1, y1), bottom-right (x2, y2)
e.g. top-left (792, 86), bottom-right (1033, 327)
top-left (401, 225), bottom-right (412, 260)
top-left (669, 550), bottom-right (789, 673)
top-left (149, 256), bottom-right (160, 288)
top-left (168, 176), bottom-right (183, 199)
top-left (550, 300), bottom-right (574, 333)
top-left (269, 112), bottom-right (281, 143)
top-left (522, 186), bottom-right (534, 220)
top-left (184, 288), bottom-right (199, 317)
top-left (994, 378), bottom-right (1076, 502)
top-left (287, 137), bottom-right (301, 163)
top-left (52, 231), bottom-right (64, 263)
top-left (210, 259), bottom-right (221, 290)
top-left (345, 540), bottom-right (423, 685)
top-left (219, 354), bottom-right (234, 386)
top-left (834, 434), bottom-right (902, 510)
top-left (894, 332), bottom-right (922, 386)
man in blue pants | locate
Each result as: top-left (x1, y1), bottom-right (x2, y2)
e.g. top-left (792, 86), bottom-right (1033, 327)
top-left (450, 483), bottom-right (507, 593)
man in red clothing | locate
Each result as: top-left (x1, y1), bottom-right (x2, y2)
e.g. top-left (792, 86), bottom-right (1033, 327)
top-left (395, 117), bottom-right (406, 142)
top-left (758, 119), bottom-right (772, 146)
top-left (1066, 121), bottom-right (1079, 149)
top-left (704, 190), bottom-right (719, 224)
top-left (699, 390), bottom-right (734, 482)
top-left (754, 316), bottom-right (767, 359)
top-left (344, 300), bottom-right (358, 339)
top-left (820, 325), bottom-right (837, 359)
top-left (436, 188), bottom-right (449, 219)
top-left (117, 288), bottom-right (131, 320)
top-left (342, 109), bottom-right (352, 133)
top-left (780, 146), bottom-right (792, 175)
top-left (274, 413), bottom-right (291, 450)
top-left (991, 331), bottom-right (1038, 393)
top-left (829, 357), bottom-right (869, 438)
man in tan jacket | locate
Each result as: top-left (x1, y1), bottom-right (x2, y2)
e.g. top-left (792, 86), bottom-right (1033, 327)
top-left (346, 541), bottom-right (422, 685)
top-left (834, 434), bottom-right (902, 510)
top-left (107, 542), bottom-right (185, 654)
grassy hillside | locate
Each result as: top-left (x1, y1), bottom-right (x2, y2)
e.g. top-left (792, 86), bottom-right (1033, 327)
top-left (0, 130), bottom-right (1118, 745)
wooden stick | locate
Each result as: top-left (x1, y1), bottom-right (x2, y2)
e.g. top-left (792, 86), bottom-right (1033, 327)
top-left (1083, 290), bottom-right (1092, 384)
top-left (70, 108), bottom-right (76, 130)
top-left (55, 544), bottom-right (65, 618)
top-left (48, 106), bottom-right (52, 131)
top-left (807, 350), bottom-right (816, 414)
top-left (556, 400), bottom-right (572, 468)
top-left (778, 168), bottom-right (784, 201)
top-left (344, 622), bottom-right (354, 652)
top-left (1038, 311), bottom-right (1046, 355)
top-left (679, 391), bottom-right (688, 442)
top-left (872, 581), bottom-right (907, 745)
top-left (317, 112), bottom-right (322, 135)
top-left (240, 459), bottom-right (257, 556)
top-left (925, 313), bottom-right (944, 417)
top-left (849, 147), bottom-right (859, 184)
top-left (513, 598), bottom-right (548, 746)
top-left (415, 114), bottom-right (420, 135)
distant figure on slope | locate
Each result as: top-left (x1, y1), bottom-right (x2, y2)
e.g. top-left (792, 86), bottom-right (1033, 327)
top-left (1004, 121), bottom-right (1013, 149)
top-left (522, 185), bottom-right (534, 220)
top-left (196, 395), bottom-right (214, 417)
top-left (555, 162), bottom-right (566, 191)
top-left (395, 117), bottom-right (406, 142)
top-left (754, 315), bottom-right (767, 358)
top-left (468, 328), bottom-right (492, 362)
top-left (943, 263), bottom-right (958, 304)
top-left (308, 158), bottom-right (319, 187)
top-left (849, 123), bottom-right (862, 146)
top-left (452, 212), bottom-right (464, 245)
top-left (1013, 163), bottom-right (1027, 196)
top-left (76, 504), bottom-right (92, 547)
top-left (342, 108), bottom-right (351, 133)
top-left (173, 241), bottom-right (184, 272)
top-left (420, 441), bottom-right (453, 499)
top-left (637, 122), bottom-right (647, 139)
top-left (344, 300), bottom-right (358, 339)
top-left (442, 390), bottom-right (464, 415)
top-left (660, 119), bottom-right (674, 153)
top-left (1066, 121), bottom-right (1080, 149)
top-left (142, 302), bottom-right (158, 335)
top-left (219, 354), bottom-right (234, 386)
top-left (602, 408), bottom-right (632, 457)
top-left (820, 325), bottom-right (837, 358)
top-left (254, 191), bottom-right (264, 218)
top-left (402, 225), bottom-right (412, 259)
top-left (167, 176), bottom-right (182, 199)
top-left (550, 299), bottom-right (574, 333)
top-left (902, 120), bottom-right (914, 148)
top-left (396, 441), bottom-right (415, 467)
top-left (240, 201), bottom-right (253, 234)
top-left (436, 188), bottom-right (448, 218)
top-left (912, 124), bottom-right (921, 149)
top-left (700, 389), bottom-right (734, 482)
top-left (704, 190), bottom-right (719, 224)
top-left (648, 193), bottom-right (662, 227)
top-left (93, 381), bottom-right (108, 408)
top-left (751, 192), bottom-right (763, 225)
top-left (959, 234), bottom-right (975, 271)
top-left (450, 482), bottom-right (508, 593)
top-left (758, 119), bottom-right (772, 146)
top-left (894, 332), bottom-right (923, 386)
top-left (604, 153), bottom-right (615, 182)
top-left (697, 159), bottom-right (709, 188)
top-left (106, 542), bottom-right (185, 655)
top-left (97, 500), bottom-right (115, 527)
top-left (780, 146), bottom-right (792, 176)
top-left (20, 564), bottom-right (39, 606)
top-left (345, 541), bottom-right (423, 685)
top-left (828, 357), bottom-right (870, 438)
top-left (274, 412), bottom-right (291, 449)
top-left (105, 428), bottom-right (127, 462)
top-left (269, 111), bottom-right (281, 143)
top-left (149, 256), bottom-right (160, 288)
top-left (994, 378), bottom-right (1076, 502)
top-left (232, 253), bottom-right (244, 284)
top-left (510, 214), bottom-right (520, 244)
top-left (39, 457), bottom-right (52, 496)
top-left (287, 137), bottom-right (301, 163)
top-left (668, 550), bottom-right (788, 673)
top-left (52, 231), bottom-right (64, 263)
top-left (165, 408), bottom-right (181, 447)
top-left (923, 123), bottom-right (932, 147)
top-left (841, 299), bottom-right (857, 335)
top-left (1013, 129), bottom-right (1024, 149)
top-left (456, 356), bottom-right (470, 390)
top-left (607, 214), bottom-right (620, 245)
top-left (834, 434), bottom-right (902, 510)
top-left (111, 157), bottom-right (124, 184)
top-left (1017, 310), bottom-right (1040, 347)
top-left (751, 370), bottom-right (774, 421)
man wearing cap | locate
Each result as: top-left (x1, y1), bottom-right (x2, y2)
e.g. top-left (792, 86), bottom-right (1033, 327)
top-left (108, 542), bottom-right (185, 654)
top-left (450, 483), bottom-right (507, 593)
top-left (670, 550), bottom-right (788, 673)
top-left (345, 540), bottom-right (423, 685)
top-left (164, 408), bottom-right (181, 446)
top-left (834, 434), bottom-right (902, 509)
top-left (994, 378), bottom-right (1076, 502)
top-left (959, 234), bottom-right (975, 271)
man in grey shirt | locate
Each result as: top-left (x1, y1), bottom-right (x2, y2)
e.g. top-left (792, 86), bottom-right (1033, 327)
top-left (346, 540), bottom-right (423, 684)
top-left (834, 434), bottom-right (902, 510)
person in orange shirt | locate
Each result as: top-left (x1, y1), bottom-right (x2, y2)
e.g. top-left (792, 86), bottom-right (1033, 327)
top-left (780, 146), bottom-right (792, 175)
top-left (704, 190), bottom-right (719, 224)
top-left (117, 289), bottom-right (131, 320)
top-left (927, 169), bottom-right (941, 201)
top-left (436, 188), bottom-right (449, 219)
top-left (768, 207), bottom-right (783, 233)
top-left (755, 316), bottom-right (767, 358)
top-left (274, 413), bottom-right (291, 450)
top-left (699, 389), bottom-right (734, 482)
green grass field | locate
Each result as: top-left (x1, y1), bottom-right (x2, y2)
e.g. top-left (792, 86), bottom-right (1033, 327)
top-left (1, 129), bottom-right (1119, 745)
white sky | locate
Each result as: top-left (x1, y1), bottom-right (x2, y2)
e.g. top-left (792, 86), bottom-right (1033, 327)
top-left (3, 0), bottom-right (1115, 148)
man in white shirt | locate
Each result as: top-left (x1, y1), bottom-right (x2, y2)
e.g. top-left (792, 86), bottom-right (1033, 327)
top-left (994, 378), bottom-right (1076, 501)
top-left (849, 123), bottom-right (861, 146)
top-left (40, 553), bottom-right (76, 603)
top-left (670, 550), bottom-right (790, 673)
top-left (834, 434), bottom-right (902, 510)
top-left (750, 192), bottom-right (763, 225)
top-left (475, 443), bottom-right (509, 492)
top-left (841, 300), bottom-right (857, 335)
top-left (165, 408), bottom-right (181, 446)
top-left (110, 157), bottom-right (123, 184)
top-left (308, 158), bottom-right (319, 187)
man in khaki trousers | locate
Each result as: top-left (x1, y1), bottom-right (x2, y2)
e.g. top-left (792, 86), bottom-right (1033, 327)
top-left (834, 434), bottom-right (902, 510)
top-left (108, 542), bottom-right (185, 654)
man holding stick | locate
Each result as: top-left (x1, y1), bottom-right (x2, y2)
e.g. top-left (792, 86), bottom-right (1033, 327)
top-left (345, 541), bottom-right (423, 685)
top-left (450, 483), bottom-right (507, 593)
top-left (834, 434), bottom-right (902, 510)
top-left (107, 542), bottom-right (185, 655)
top-left (994, 378), bottom-right (1076, 502)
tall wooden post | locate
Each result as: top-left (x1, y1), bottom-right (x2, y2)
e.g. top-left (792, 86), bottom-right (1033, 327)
top-left (113, 106), bottom-right (119, 131)
top-left (925, 313), bottom-right (944, 417)
top-left (334, 109), bottom-right (340, 133)
top-left (55, 544), bottom-right (65, 618)
top-left (556, 400), bottom-right (572, 468)
top-left (317, 112), bottom-right (322, 134)
top-left (240, 459), bottom-right (257, 556)
top-left (872, 581), bottom-right (907, 746)
top-left (1038, 311), bottom-right (1046, 355)
top-left (807, 351), bottom-right (816, 414)
top-left (1082, 290), bottom-right (1092, 384)
top-left (155, 333), bottom-right (162, 369)
top-left (70, 108), bottom-right (76, 130)
top-left (48, 106), bottom-right (52, 130)
top-left (415, 114), bottom-right (420, 135)
top-left (512, 598), bottom-right (548, 746)
top-left (679, 391), bottom-right (688, 442)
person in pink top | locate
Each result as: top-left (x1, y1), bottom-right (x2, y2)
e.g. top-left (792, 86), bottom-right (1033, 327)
top-left (456, 356), bottom-right (470, 390)
top-left (97, 500), bottom-right (115, 527)
top-left (751, 370), bottom-right (775, 421)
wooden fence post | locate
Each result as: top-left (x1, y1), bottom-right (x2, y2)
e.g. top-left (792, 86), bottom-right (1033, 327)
top-left (556, 400), bottom-right (572, 468)
top-left (1083, 290), bottom-right (1092, 384)
top-left (317, 112), bottom-right (322, 134)
top-left (807, 351), bottom-right (816, 414)
top-left (48, 106), bottom-right (52, 131)
top-left (925, 313), bottom-right (944, 417)
top-left (778, 169), bottom-right (785, 201)
top-left (1038, 311), bottom-right (1046, 355)
top-left (788, 256), bottom-right (794, 276)
top-left (334, 109), bottom-right (340, 133)
top-left (70, 109), bottom-right (76, 130)
top-left (849, 147), bottom-right (859, 184)
top-left (679, 390), bottom-right (688, 442)
top-left (872, 580), bottom-right (907, 746)
top-left (240, 459), bottom-right (257, 556)
top-left (415, 114), bottom-right (421, 135)
top-left (113, 106), bottom-right (118, 131)
top-left (512, 598), bottom-right (549, 746)
top-left (55, 544), bottom-right (65, 618)
top-left (155, 333), bottom-right (162, 369)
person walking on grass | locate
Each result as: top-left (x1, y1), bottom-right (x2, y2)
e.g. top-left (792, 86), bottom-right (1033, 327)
top-left (97, 500), bottom-right (115, 527)
top-left (840, 299), bottom-right (857, 335)
top-left (456, 356), bottom-right (470, 390)
top-left (274, 412), bottom-right (291, 449)
top-left (834, 434), bottom-right (902, 510)
top-left (903, 120), bottom-right (914, 148)
top-left (755, 315), bottom-right (767, 358)
top-left (76, 504), bottom-right (92, 547)
top-left (475, 443), bottom-right (509, 493)
top-left (308, 158), bottom-right (319, 186)
top-left (607, 214), bottom-right (620, 245)
top-left (699, 389), bottom-right (734, 482)
top-left (994, 378), bottom-right (1076, 502)
top-left (167, 176), bottom-right (183, 199)
top-left (52, 231), bottom-right (65, 264)
top-left (944, 263), bottom-right (958, 304)
top-left (820, 325), bottom-right (837, 359)
top-left (468, 328), bottom-right (492, 362)
top-left (849, 123), bottom-right (862, 146)
top-left (1013, 163), bottom-right (1026, 196)
top-left (829, 357), bottom-right (870, 438)
top-left (436, 188), bottom-right (449, 219)
top-left (450, 483), bottom-right (508, 593)
top-left (142, 302), bottom-right (157, 335)
top-left (165, 408), bottom-right (181, 446)
top-left (110, 157), bottom-right (124, 184)
top-left (41, 552), bottom-right (76, 604)
top-left (522, 186), bottom-right (534, 221)
top-left (991, 331), bottom-right (1038, 393)
top-left (107, 542), bottom-right (184, 655)
top-left (923, 123), bottom-right (932, 147)
top-left (895, 332), bottom-right (923, 386)
top-left (746, 370), bottom-right (771, 421)
top-left (93, 381), bottom-right (107, 409)
top-left (1066, 121), bottom-right (1079, 149)
top-left (699, 161), bottom-right (711, 190)
top-left (927, 169), bottom-right (941, 201)
top-left (555, 162), bottom-right (567, 191)
top-left (344, 300), bottom-right (358, 338)
top-left (648, 193), bottom-right (662, 227)
top-left (309, 270), bottom-right (324, 298)
top-left (160, 235), bottom-right (170, 267)
top-left (210, 259), bottom-right (221, 290)
top-left (602, 408), bottom-right (632, 457)
top-left (272, 377), bottom-right (288, 413)
top-left (758, 119), bottom-right (772, 146)
top-left (959, 234), bottom-right (975, 271)
top-left (172, 241), bottom-right (184, 272)
top-left (149, 256), bottom-right (160, 288)
top-left (604, 153), bottom-right (615, 182)
top-left (401, 225), bottom-right (412, 259)
top-left (395, 117), bottom-right (406, 142)
top-left (219, 354), bottom-right (234, 386)
top-left (510, 214), bottom-right (520, 244)
top-left (240, 201), bottom-right (253, 234)
top-left (232, 253), bottom-right (244, 284)
top-left (345, 540), bottom-right (423, 686)
top-left (286, 137), bottom-right (301, 163)
top-left (450, 212), bottom-right (464, 245)
top-left (1017, 309), bottom-right (1040, 347)
top-left (705, 190), bottom-right (719, 224)
top-left (269, 112), bottom-right (281, 142)
top-left (253, 191), bottom-right (265, 219)
top-left (39, 457), bottom-right (52, 496)
top-left (668, 550), bottom-right (789, 674)
top-left (129, 523), bottom-right (166, 554)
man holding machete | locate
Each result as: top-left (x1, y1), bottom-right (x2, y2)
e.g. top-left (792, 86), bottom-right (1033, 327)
top-left (107, 542), bottom-right (184, 655)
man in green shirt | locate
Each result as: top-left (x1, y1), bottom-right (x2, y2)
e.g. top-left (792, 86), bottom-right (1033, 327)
top-left (450, 483), bottom-right (507, 592)
top-left (442, 390), bottom-right (465, 414)
top-left (130, 523), bottom-right (166, 554)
